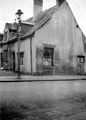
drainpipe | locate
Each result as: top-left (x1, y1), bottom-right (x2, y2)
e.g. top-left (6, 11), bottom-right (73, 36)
top-left (30, 32), bottom-right (35, 75)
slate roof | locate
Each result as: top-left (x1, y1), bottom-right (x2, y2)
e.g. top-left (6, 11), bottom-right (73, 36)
top-left (0, 33), bottom-right (3, 36)
top-left (21, 0), bottom-right (86, 40)
top-left (3, 4), bottom-right (58, 44)
top-left (0, 33), bottom-right (3, 45)
top-left (34, 6), bottom-right (57, 30)
top-left (22, 5), bottom-right (58, 39)
top-left (5, 23), bottom-right (17, 31)
top-left (25, 17), bottom-right (33, 23)
top-left (2, 0), bottom-right (85, 44)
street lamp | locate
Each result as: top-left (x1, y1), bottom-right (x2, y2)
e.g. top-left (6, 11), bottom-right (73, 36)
top-left (15, 9), bottom-right (23, 79)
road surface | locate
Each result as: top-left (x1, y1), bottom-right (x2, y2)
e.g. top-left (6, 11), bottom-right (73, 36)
top-left (0, 80), bottom-right (86, 120)
top-left (0, 80), bottom-right (86, 100)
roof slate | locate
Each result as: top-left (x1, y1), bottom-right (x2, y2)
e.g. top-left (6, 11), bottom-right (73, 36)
top-left (3, 0), bottom-right (86, 44)
top-left (5, 23), bottom-right (17, 30)
top-left (34, 6), bottom-right (57, 30)
top-left (3, 4), bottom-right (58, 43)
top-left (0, 33), bottom-right (3, 36)
top-left (22, 5), bottom-right (58, 39)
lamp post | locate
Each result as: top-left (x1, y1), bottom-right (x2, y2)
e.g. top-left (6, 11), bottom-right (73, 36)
top-left (15, 9), bottom-right (23, 79)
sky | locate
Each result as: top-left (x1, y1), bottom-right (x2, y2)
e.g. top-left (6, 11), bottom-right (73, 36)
top-left (0, 0), bottom-right (86, 36)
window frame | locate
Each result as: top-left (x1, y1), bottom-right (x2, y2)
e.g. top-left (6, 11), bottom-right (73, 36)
top-left (4, 31), bottom-right (8, 42)
top-left (77, 55), bottom-right (85, 63)
top-left (43, 47), bottom-right (54, 67)
top-left (20, 52), bottom-right (24, 65)
top-left (17, 52), bottom-right (24, 65)
top-left (3, 50), bottom-right (8, 62)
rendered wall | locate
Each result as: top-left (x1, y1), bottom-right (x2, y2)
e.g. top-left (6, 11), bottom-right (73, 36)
top-left (0, 53), bottom-right (1, 68)
top-left (33, 1), bottom-right (85, 75)
top-left (14, 38), bottom-right (31, 74)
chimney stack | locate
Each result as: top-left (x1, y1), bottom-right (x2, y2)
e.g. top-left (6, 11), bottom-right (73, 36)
top-left (56, 0), bottom-right (65, 7)
top-left (33, 0), bottom-right (43, 21)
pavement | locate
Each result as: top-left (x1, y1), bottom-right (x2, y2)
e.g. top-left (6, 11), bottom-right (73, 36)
top-left (0, 70), bottom-right (86, 82)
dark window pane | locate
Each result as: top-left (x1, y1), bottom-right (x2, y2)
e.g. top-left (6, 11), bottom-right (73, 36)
top-left (77, 55), bottom-right (85, 63)
top-left (17, 52), bottom-right (24, 65)
top-left (43, 47), bottom-right (54, 66)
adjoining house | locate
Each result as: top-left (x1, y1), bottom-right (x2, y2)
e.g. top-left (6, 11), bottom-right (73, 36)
top-left (0, 33), bottom-right (3, 68)
top-left (0, 0), bottom-right (86, 75)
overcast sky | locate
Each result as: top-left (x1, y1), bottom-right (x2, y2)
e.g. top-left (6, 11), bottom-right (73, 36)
top-left (0, 0), bottom-right (86, 36)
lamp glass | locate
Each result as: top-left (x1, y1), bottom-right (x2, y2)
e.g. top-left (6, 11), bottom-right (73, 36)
top-left (15, 9), bottom-right (23, 20)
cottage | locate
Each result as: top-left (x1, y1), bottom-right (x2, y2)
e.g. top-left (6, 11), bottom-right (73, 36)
top-left (1, 0), bottom-right (86, 75)
top-left (0, 33), bottom-right (3, 68)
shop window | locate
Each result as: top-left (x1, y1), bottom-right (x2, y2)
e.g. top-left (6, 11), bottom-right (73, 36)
top-left (43, 47), bottom-right (54, 66)
top-left (77, 55), bottom-right (85, 63)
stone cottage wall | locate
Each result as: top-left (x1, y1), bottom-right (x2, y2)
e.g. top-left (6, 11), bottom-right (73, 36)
top-left (34, 1), bottom-right (85, 75)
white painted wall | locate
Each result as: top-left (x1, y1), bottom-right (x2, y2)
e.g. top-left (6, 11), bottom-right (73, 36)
top-left (33, 1), bottom-right (85, 71)
top-left (31, 2), bottom-right (85, 71)
top-left (14, 38), bottom-right (31, 73)
top-left (1, 1), bottom-right (85, 74)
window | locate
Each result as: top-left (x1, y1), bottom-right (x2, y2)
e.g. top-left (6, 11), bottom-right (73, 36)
top-left (0, 35), bottom-right (3, 42)
top-left (4, 31), bottom-right (8, 41)
top-left (43, 47), bottom-right (54, 66)
top-left (17, 52), bottom-right (24, 65)
top-left (0, 53), bottom-right (3, 67)
top-left (20, 52), bottom-right (24, 65)
top-left (3, 50), bottom-right (8, 62)
top-left (76, 25), bottom-right (79, 28)
top-left (77, 55), bottom-right (85, 63)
